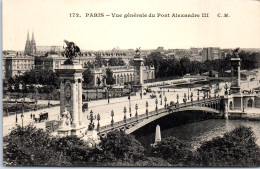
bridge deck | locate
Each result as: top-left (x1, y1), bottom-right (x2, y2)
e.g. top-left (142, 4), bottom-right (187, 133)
top-left (98, 97), bottom-right (221, 135)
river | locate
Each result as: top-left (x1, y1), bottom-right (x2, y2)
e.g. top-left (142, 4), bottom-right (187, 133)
top-left (135, 119), bottom-right (260, 150)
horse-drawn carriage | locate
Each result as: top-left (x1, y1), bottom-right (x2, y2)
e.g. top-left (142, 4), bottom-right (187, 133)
top-left (34, 112), bottom-right (48, 123)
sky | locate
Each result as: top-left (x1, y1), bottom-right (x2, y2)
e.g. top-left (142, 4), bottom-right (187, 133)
top-left (2, 0), bottom-right (260, 50)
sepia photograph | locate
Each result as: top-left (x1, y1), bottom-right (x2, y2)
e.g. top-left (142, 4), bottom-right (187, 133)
top-left (2, 0), bottom-right (260, 167)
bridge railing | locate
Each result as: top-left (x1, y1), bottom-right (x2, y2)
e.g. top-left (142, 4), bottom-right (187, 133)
top-left (98, 97), bottom-right (220, 134)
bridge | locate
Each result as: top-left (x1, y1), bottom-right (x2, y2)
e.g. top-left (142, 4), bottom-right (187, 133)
top-left (98, 96), bottom-right (222, 137)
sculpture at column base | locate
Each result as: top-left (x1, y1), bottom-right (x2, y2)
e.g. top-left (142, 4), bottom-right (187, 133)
top-left (57, 108), bottom-right (72, 136)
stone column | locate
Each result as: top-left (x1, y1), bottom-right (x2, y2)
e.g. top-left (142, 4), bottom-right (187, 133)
top-left (237, 65), bottom-right (241, 87)
top-left (60, 80), bottom-right (65, 115)
top-left (71, 80), bottom-right (79, 127)
top-left (140, 66), bottom-right (143, 85)
top-left (78, 79), bottom-right (82, 125)
top-left (241, 96), bottom-right (243, 111)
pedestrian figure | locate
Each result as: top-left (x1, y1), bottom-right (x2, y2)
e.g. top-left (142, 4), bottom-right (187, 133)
top-left (30, 113), bottom-right (32, 119)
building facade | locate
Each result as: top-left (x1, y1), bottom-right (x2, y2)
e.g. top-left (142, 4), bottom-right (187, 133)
top-left (3, 53), bottom-right (34, 79)
top-left (89, 65), bottom-right (155, 87)
top-left (202, 47), bottom-right (221, 61)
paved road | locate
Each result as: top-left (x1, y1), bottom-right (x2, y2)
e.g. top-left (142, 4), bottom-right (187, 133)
top-left (3, 86), bottom-right (218, 136)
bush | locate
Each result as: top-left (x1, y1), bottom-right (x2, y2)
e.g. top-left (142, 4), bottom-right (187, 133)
top-left (151, 136), bottom-right (193, 166)
top-left (99, 130), bottom-right (145, 162)
top-left (196, 125), bottom-right (260, 167)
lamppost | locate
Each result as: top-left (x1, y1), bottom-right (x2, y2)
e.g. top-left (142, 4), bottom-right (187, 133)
top-left (224, 83), bottom-right (228, 95)
top-left (177, 94), bottom-right (179, 104)
top-left (21, 101), bottom-right (24, 130)
top-left (96, 88), bottom-right (98, 100)
top-left (48, 96), bottom-right (50, 108)
top-left (188, 88), bottom-right (190, 100)
top-left (34, 99), bottom-right (38, 111)
top-left (146, 101), bottom-right (149, 116)
top-left (183, 93), bottom-right (187, 105)
top-left (191, 92), bottom-right (193, 105)
top-left (135, 104), bottom-right (138, 119)
top-left (128, 94), bottom-right (131, 117)
top-left (111, 110), bottom-right (114, 126)
top-left (97, 113), bottom-right (100, 131)
top-left (87, 110), bottom-right (96, 130)
top-left (164, 96), bottom-right (167, 109)
top-left (123, 106), bottom-right (127, 123)
top-left (160, 94), bottom-right (162, 105)
top-left (197, 90), bottom-right (200, 102)
top-left (15, 99), bottom-right (18, 124)
top-left (155, 98), bottom-right (158, 114)
top-left (107, 89), bottom-right (110, 104)
top-left (6, 98), bottom-right (9, 117)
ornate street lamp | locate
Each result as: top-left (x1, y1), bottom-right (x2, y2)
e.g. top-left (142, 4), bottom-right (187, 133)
top-left (123, 106), bottom-right (127, 123)
top-left (160, 94), bottom-right (162, 105)
top-left (197, 90), bottom-right (200, 102)
top-left (87, 110), bottom-right (96, 130)
top-left (224, 83), bottom-right (228, 95)
top-left (203, 91), bottom-right (206, 100)
top-left (146, 101), bottom-right (149, 117)
top-left (155, 98), bottom-right (158, 114)
top-left (48, 96), bottom-right (50, 108)
top-left (107, 89), bottom-right (110, 104)
top-left (111, 110), bottom-right (114, 126)
top-left (15, 99), bottom-right (18, 124)
top-left (191, 92), bottom-right (193, 105)
top-left (177, 94), bottom-right (179, 104)
top-left (188, 88), bottom-right (190, 100)
top-left (135, 104), bottom-right (138, 119)
top-left (128, 94), bottom-right (131, 117)
top-left (97, 114), bottom-right (100, 131)
top-left (164, 96), bottom-right (167, 109)
top-left (183, 93), bottom-right (187, 105)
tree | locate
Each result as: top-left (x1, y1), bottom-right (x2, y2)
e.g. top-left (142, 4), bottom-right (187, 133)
top-left (94, 55), bottom-right (107, 67)
top-left (99, 131), bottom-right (145, 162)
top-left (108, 57), bottom-right (126, 66)
top-left (3, 125), bottom-right (69, 166)
top-left (105, 68), bottom-right (115, 85)
top-left (83, 68), bottom-right (93, 85)
top-left (151, 136), bottom-right (193, 166)
top-left (196, 125), bottom-right (260, 167)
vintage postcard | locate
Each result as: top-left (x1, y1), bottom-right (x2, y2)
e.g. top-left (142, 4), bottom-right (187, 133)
top-left (2, 0), bottom-right (260, 167)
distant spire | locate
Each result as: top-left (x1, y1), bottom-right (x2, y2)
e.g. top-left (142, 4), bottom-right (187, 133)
top-left (27, 30), bottom-right (30, 40)
top-left (31, 31), bottom-right (35, 41)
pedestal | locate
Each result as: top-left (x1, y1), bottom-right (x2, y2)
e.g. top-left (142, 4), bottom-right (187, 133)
top-left (56, 63), bottom-right (86, 137)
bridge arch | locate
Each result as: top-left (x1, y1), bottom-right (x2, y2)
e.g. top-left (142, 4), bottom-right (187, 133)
top-left (123, 106), bottom-right (220, 134)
